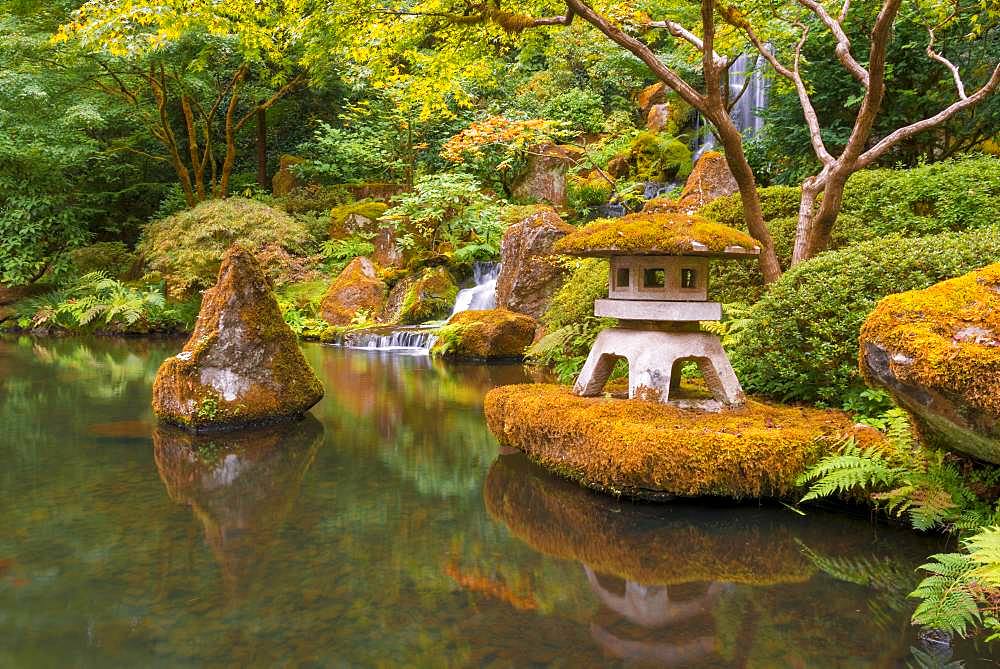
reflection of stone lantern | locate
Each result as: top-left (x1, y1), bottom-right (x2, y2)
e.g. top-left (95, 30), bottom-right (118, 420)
top-left (553, 212), bottom-right (760, 409)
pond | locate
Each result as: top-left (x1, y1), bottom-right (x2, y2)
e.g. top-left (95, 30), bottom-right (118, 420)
top-left (0, 336), bottom-right (996, 667)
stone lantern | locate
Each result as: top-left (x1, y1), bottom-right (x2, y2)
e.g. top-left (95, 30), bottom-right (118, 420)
top-left (553, 212), bottom-right (760, 410)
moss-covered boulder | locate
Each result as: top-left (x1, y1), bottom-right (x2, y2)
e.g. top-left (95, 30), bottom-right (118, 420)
top-left (485, 384), bottom-right (869, 500)
top-left (496, 206), bottom-right (575, 319)
top-left (381, 266), bottom-right (458, 324)
top-left (678, 151), bottom-right (738, 209)
top-left (319, 256), bottom-right (387, 326)
top-left (152, 245), bottom-right (324, 432)
top-left (432, 309), bottom-right (537, 360)
top-left (329, 200), bottom-right (389, 238)
top-left (860, 264), bottom-right (1000, 463)
top-left (510, 144), bottom-right (583, 205)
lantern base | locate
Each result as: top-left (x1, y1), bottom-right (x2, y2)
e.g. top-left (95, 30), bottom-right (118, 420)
top-left (573, 327), bottom-right (745, 408)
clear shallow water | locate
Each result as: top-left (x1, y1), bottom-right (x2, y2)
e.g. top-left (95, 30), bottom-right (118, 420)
top-left (0, 336), bottom-right (997, 667)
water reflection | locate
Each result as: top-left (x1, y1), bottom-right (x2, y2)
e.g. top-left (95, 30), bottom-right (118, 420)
top-left (153, 417), bottom-right (324, 591)
top-left (483, 454), bottom-right (941, 667)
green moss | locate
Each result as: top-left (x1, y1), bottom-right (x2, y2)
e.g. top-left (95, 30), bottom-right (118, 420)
top-left (430, 309), bottom-right (536, 359)
top-left (628, 131), bottom-right (693, 182)
top-left (541, 258), bottom-right (608, 331)
top-left (554, 211), bottom-right (760, 257)
top-left (329, 200), bottom-right (389, 235)
top-left (396, 266), bottom-right (458, 324)
top-left (566, 173), bottom-right (613, 211)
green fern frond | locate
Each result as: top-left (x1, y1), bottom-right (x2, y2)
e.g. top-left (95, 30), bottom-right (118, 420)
top-left (797, 440), bottom-right (905, 502)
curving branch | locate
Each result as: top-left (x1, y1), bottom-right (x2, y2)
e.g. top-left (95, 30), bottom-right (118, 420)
top-left (646, 19), bottom-right (729, 68)
top-left (796, 0), bottom-right (868, 86)
top-left (926, 27), bottom-right (967, 99)
top-left (858, 62), bottom-right (1000, 168)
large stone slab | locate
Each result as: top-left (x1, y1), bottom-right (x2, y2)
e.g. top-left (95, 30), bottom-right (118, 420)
top-left (153, 245), bottom-right (324, 432)
top-left (860, 264), bottom-right (1000, 463)
top-left (496, 206), bottom-right (575, 318)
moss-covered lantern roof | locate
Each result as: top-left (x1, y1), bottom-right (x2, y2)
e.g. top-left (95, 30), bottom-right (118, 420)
top-left (553, 212), bottom-right (761, 258)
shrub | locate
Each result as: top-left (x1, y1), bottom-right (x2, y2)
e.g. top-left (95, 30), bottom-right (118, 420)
top-left (274, 184), bottom-right (351, 216)
top-left (566, 173), bottom-right (613, 211)
top-left (541, 88), bottom-right (605, 134)
top-left (730, 226), bottom-right (1000, 406)
top-left (628, 131), bottom-right (692, 182)
top-left (67, 242), bottom-right (136, 279)
top-left (138, 198), bottom-right (316, 296)
top-left (840, 155), bottom-right (1000, 237)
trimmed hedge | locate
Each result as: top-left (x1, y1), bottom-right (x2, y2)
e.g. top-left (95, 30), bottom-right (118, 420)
top-left (730, 226), bottom-right (1000, 406)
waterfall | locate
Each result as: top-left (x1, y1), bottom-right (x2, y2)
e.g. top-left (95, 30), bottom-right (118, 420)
top-left (450, 261), bottom-right (499, 316)
top-left (692, 51), bottom-right (772, 160)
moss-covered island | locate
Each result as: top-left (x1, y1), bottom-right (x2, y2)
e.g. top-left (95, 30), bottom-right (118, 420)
top-left (484, 383), bottom-right (873, 500)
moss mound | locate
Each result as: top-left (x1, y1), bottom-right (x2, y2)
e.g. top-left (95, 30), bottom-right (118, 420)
top-left (554, 212), bottom-right (759, 257)
top-left (860, 264), bottom-right (1000, 462)
top-left (329, 200), bottom-right (389, 237)
top-left (484, 384), bottom-right (864, 500)
top-left (386, 266), bottom-right (458, 324)
top-left (484, 455), bottom-right (815, 585)
top-left (432, 309), bottom-right (536, 359)
top-left (139, 198), bottom-right (315, 297)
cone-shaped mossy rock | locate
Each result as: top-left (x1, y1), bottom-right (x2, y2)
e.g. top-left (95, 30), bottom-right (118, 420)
top-left (431, 309), bottom-right (537, 360)
top-left (860, 263), bottom-right (1000, 463)
top-left (153, 245), bottom-right (324, 432)
top-left (484, 384), bottom-right (878, 500)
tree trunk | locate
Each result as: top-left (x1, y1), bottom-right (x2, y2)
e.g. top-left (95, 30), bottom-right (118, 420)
top-left (256, 108), bottom-right (268, 187)
top-left (711, 114), bottom-right (783, 284)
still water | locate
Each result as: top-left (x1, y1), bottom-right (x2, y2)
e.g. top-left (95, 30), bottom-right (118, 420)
top-left (0, 336), bottom-right (997, 667)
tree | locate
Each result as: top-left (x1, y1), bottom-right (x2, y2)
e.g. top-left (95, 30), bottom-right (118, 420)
top-left (320, 0), bottom-right (999, 280)
top-left (55, 0), bottom-right (312, 205)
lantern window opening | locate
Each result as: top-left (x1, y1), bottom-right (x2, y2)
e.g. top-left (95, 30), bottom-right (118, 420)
top-left (680, 268), bottom-right (698, 289)
top-left (643, 268), bottom-right (666, 290)
top-left (615, 267), bottom-right (631, 290)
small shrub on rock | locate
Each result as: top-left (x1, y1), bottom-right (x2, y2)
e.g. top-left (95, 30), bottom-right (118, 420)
top-left (139, 198), bottom-right (316, 297)
top-left (730, 226), bottom-right (1000, 406)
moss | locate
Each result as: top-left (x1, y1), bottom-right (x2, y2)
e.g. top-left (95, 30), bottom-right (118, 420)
top-left (628, 131), bottom-right (693, 182)
top-left (554, 211), bottom-right (760, 257)
top-left (566, 173), bottom-right (613, 211)
top-left (319, 257), bottom-right (386, 326)
top-left (641, 197), bottom-right (687, 214)
top-left (431, 309), bottom-right (536, 359)
top-left (540, 258), bottom-right (609, 331)
top-left (861, 264), bottom-right (1000, 420)
top-left (395, 266), bottom-right (457, 324)
top-left (329, 200), bottom-right (389, 237)
top-left (483, 456), bottom-right (816, 586)
top-left (484, 384), bottom-right (869, 500)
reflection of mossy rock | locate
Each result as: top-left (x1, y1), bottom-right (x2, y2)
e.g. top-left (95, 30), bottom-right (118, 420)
top-left (153, 416), bottom-right (323, 588)
top-left (484, 455), bottom-right (815, 585)
top-left (382, 266), bottom-right (457, 324)
top-left (860, 264), bottom-right (1000, 463)
top-left (678, 151), bottom-right (738, 209)
top-left (554, 211), bottom-right (759, 258)
top-left (432, 309), bottom-right (536, 360)
top-left (484, 384), bottom-right (869, 499)
top-left (496, 207), bottom-right (575, 319)
top-left (153, 246), bottom-right (324, 431)
top-left (319, 256), bottom-right (387, 326)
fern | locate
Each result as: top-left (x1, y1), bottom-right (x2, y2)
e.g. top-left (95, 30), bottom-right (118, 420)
top-left (797, 439), bottom-right (906, 502)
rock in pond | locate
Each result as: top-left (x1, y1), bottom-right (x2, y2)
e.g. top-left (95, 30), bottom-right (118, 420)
top-left (496, 206), bottom-right (575, 319)
top-left (153, 245), bottom-right (324, 432)
top-left (485, 384), bottom-right (872, 500)
top-left (432, 309), bottom-right (537, 360)
top-left (381, 266), bottom-right (457, 324)
top-left (860, 263), bottom-right (1000, 463)
top-left (319, 256), bottom-right (388, 326)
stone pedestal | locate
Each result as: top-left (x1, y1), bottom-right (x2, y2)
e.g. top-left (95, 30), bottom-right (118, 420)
top-left (573, 328), bottom-right (745, 409)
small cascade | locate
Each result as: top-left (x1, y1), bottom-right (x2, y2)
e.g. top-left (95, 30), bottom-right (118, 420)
top-left (692, 51), bottom-right (772, 160)
top-left (450, 261), bottom-right (499, 316)
top-left (642, 181), bottom-right (681, 200)
top-left (340, 325), bottom-right (440, 354)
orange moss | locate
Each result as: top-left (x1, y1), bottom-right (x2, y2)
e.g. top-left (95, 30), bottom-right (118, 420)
top-left (432, 309), bottom-right (536, 359)
top-left (553, 211), bottom-right (759, 257)
top-left (483, 456), bottom-right (815, 585)
top-left (860, 263), bottom-right (1000, 418)
top-left (641, 197), bottom-right (689, 214)
top-left (484, 384), bottom-right (866, 499)
top-left (319, 257), bottom-right (386, 326)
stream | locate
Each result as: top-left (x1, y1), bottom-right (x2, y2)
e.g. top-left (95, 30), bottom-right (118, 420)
top-left (0, 336), bottom-right (997, 666)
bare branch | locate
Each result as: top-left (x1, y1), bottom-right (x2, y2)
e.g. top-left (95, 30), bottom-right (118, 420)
top-left (859, 62), bottom-right (1000, 168)
top-left (796, 0), bottom-right (868, 86)
top-left (926, 27), bottom-right (967, 99)
top-left (838, 0), bottom-right (850, 23)
top-left (646, 19), bottom-right (729, 68)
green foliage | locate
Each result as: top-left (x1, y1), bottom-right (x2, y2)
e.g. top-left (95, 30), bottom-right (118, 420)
top-left (540, 88), bottom-right (605, 134)
top-left (529, 258), bottom-right (613, 383)
top-left (276, 280), bottom-right (330, 339)
top-left (66, 242), bottom-right (136, 279)
top-left (731, 226), bottom-right (1000, 405)
top-left (138, 197), bottom-right (316, 296)
top-left (628, 131), bottom-right (692, 182)
top-left (797, 440), bottom-right (908, 504)
top-left (196, 396), bottom-right (219, 421)
top-left (383, 173), bottom-right (505, 261)
top-left (319, 235), bottom-right (376, 273)
top-left (296, 121), bottom-right (399, 184)
top-left (566, 174), bottom-right (613, 211)
top-left (11, 272), bottom-right (194, 333)
top-left (275, 185), bottom-right (351, 216)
